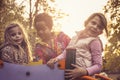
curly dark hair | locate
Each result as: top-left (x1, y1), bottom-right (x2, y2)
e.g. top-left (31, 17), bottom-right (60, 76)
top-left (34, 13), bottom-right (53, 30)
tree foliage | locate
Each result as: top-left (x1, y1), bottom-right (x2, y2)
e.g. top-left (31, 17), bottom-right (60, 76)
top-left (33, 0), bottom-right (67, 19)
top-left (0, 0), bottom-right (29, 44)
top-left (28, 0), bottom-right (68, 50)
top-left (0, 0), bottom-right (67, 46)
top-left (103, 0), bottom-right (120, 73)
top-left (28, 0), bottom-right (68, 29)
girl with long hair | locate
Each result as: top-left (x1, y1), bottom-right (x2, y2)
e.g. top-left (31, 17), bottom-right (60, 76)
top-left (0, 23), bottom-right (33, 64)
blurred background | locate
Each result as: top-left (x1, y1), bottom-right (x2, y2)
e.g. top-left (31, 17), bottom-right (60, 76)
top-left (0, 0), bottom-right (120, 79)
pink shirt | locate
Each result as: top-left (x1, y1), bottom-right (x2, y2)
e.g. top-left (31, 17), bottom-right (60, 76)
top-left (86, 39), bottom-right (103, 75)
top-left (57, 39), bottom-right (103, 75)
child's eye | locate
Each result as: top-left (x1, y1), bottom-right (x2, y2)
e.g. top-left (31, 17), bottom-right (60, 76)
top-left (98, 25), bottom-right (104, 30)
top-left (91, 21), bottom-right (96, 25)
top-left (11, 33), bottom-right (16, 36)
top-left (98, 26), bottom-right (102, 30)
top-left (18, 32), bottom-right (22, 35)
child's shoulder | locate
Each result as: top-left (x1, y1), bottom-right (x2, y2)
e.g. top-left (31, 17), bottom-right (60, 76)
top-left (91, 37), bottom-right (102, 42)
top-left (0, 43), bottom-right (13, 51)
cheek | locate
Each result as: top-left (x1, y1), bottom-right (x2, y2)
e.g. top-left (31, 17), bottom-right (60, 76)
top-left (10, 36), bottom-right (15, 40)
top-left (98, 30), bottom-right (103, 34)
top-left (21, 34), bottom-right (24, 38)
top-left (21, 36), bottom-right (24, 40)
top-left (37, 31), bottom-right (43, 36)
top-left (10, 36), bottom-right (17, 42)
top-left (86, 22), bottom-right (92, 26)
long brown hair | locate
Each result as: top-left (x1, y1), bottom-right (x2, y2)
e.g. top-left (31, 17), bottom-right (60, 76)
top-left (4, 23), bottom-right (33, 62)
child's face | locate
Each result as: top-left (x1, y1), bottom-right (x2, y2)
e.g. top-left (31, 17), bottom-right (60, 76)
top-left (85, 16), bottom-right (103, 37)
top-left (9, 26), bottom-right (24, 45)
top-left (35, 21), bottom-right (52, 41)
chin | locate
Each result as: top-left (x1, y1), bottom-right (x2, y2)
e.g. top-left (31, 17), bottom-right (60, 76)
top-left (16, 42), bottom-right (22, 45)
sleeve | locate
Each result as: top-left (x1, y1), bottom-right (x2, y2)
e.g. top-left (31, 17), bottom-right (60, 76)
top-left (56, 35), bottom-right (76, 60)
top-left (1, 46), bottom-right (15, 63)
top-left (86, 39), bottom-right (103, 75)
top-left (58, 32), bottom-right (71, 48)
top-left (56, 49), bottom-right (66, 60)
top-left (62, 33), bottom-right (71, 47)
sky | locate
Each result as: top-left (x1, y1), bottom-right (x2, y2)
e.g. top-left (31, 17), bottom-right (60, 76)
top-left (53, 0), bottom-right (109, 48)
top-left (15, 0), bottom-right (108, 47)
top-left (15, 0), bottom-right (108, 38)
top-left (54, 0), bottom-right (108, 38)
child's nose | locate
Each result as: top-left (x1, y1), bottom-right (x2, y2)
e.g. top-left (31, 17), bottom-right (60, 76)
top-left (93, 25), bottom-right (98, 30)
top-left (16, 34), bottom-right (20, 38)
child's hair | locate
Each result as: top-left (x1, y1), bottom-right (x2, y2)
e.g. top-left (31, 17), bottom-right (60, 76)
top-left (84, 13), bottom-right (108, 36)
top-left (4, 23), bottom-right (33, 62)
top-left (34, 13), bottom-right (53, 30)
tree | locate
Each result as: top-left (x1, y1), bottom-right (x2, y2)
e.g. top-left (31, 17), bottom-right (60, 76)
top-left (0, 0), bottom-right (29, 44)
top-left (28, 0), bottom-right (68, 28)
top-left (27, 0), bottom-right (68, 50)
top-left (0, 0), bottom-right (68, 53)
top-left (103, 0), bottom-right (120, 73)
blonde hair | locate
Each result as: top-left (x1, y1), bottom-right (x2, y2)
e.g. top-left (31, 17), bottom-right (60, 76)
top-left (4, 22), bottom-right (33, 62)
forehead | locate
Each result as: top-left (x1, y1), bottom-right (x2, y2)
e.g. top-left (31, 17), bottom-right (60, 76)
top-left (36, 21), bottom-right (46, 26)
top-left (35, 21), bottom-right (48, 29)
top-left (9, 26), bottom-right (22, 32)
top-left (90, 16), bottom-right (101, 25)
top-left (91, 16), bottom-right (100, 22)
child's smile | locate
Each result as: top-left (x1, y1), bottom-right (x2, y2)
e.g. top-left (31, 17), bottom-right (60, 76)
top-left (85, 16), bottom-right (103, 37)
top-left (9, 27), bottom-right (24, 45)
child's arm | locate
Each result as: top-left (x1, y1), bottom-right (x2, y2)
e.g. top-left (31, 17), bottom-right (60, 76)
top-left (56, 50), bottom-right (66, 60)
top-left (47, 50), bottom-right (66, 69)
top-left (86, 39), bottom-right (103, 75)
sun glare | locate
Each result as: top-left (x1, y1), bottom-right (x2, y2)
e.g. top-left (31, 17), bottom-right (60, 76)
top-left (54, 0), bottom-right (108, 38)
top-left (53, 0), bottom-right (108, 48)
top-left (15, 0), bottom-right (108, 46)
top-left (16, 0), bottom-right (108, 38)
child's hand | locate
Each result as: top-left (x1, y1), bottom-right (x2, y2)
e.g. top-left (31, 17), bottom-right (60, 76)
top-left (47, 58), bottom-right (58, 69)
top-left (65, 64), bottom-right (88, 80)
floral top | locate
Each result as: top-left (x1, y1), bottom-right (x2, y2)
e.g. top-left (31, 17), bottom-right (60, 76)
top-left (0, 44), bottom-right (29, 64)
top-left (34, 32), bottom-right (71, 64)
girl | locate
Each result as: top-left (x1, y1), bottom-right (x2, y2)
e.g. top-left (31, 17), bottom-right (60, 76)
top-left (0, 23), bottom-right (33, 64)
top-left (47, 12), bottom-right (108, 80)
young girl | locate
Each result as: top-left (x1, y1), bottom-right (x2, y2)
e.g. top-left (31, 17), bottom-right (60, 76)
top-left (47, 12), bottom-right (108, 79)
top-left (0, 23), bottom-right (33, 64)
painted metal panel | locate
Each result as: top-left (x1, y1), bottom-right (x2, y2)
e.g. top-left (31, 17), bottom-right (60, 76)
top-left (0, 62), bottom-right (64, 80)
